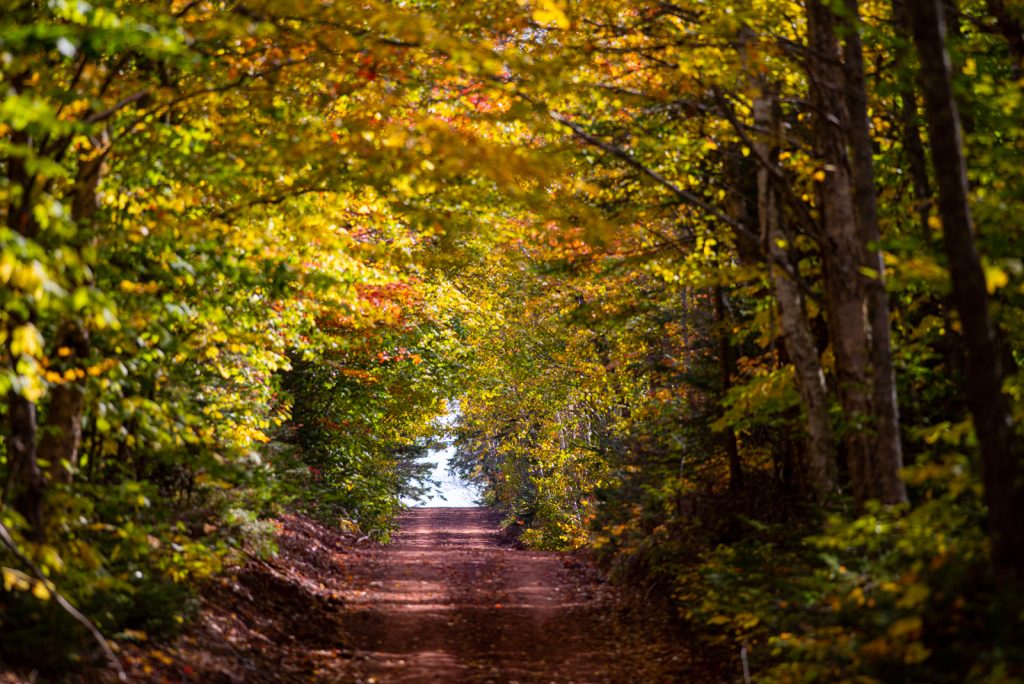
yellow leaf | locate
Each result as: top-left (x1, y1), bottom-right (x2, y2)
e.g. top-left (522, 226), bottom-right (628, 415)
top-left (205, 346), bottom-right (220, 360)
top-left (984, 263), bottom-right (1009, 294)
top-left (39, 545), bottom-right (64, 572)
top-left (812, 169), bottom-right (827, 182)
top-left (31, 581), bottom-right (51, 601)
top-left (10, 324), bottom-right (43, 357)
top-left (896, 583), bottom-right (930, 608)
top-left (530, 0), bottom-right (570, 28)
top-left (3, 567), bottom-right (29, 592)
top-left (736, 612), bottom-right (760, 629)
top-left (888, 616), bottom-right (923, 639)
top-left (2, 567), bottom-right (50, 600)
top-left (121, 629), bottom-right (149, 642)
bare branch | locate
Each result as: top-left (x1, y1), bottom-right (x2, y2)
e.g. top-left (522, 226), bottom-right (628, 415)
top-left (84, 89), bottom-right (150, 124)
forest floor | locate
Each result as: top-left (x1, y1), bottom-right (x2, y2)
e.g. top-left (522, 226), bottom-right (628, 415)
top-left (7, 508), bottom-right (726, 683)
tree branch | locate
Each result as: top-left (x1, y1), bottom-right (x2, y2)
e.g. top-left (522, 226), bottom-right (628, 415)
top-left (0, 519), bottom-right (126, 681)
top-left (84, 89), bottom-right (150, 124)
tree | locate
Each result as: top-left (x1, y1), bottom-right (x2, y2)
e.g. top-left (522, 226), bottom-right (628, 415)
top-left (904, 0), bottom-right (1024, 581)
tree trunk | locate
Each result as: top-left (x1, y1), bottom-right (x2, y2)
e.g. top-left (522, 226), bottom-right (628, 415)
top-left (841, 0), bottom-right (908, 504)
top-left (713, 286), bottom-right (743, 491)
top-left (753, 91), bottom-right (837, 501)
top-left (893, 0), bottom-right (969, 392)
top-left (983, 0), bottom-right (1024, 67)
top-left (806, 0), bottom-right (877, 507)
top-left (898, 87), bottom-right (935, 244)
top-left (905, 0), bottom-right (1024, 582)
top-left (39, 324), bottom-right (89, 484)
top-left (6, 390), bottom-right (45, 539)
top-left (40, 141), bottom-right (105, 484)
top-left (4, 124), bottom-right (46, 537)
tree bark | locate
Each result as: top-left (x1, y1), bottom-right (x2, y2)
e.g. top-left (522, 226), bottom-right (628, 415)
top-left (806, 0), bottom-right (878, 507)
top-left (753, 91), bottom-right (837, 501)
top-left (905, 0), bottom-right (1024, 581)
top-left (898, 85), bottom-right (935, 245)
top-left (6, 390), bottom-right (45, 539)
top-left (713, 286), bottom-right (743, 491)
top-left (39, 139), bottom-right (105, 484)
top-left (4, 123), bottom-right (46, 537)
top-left (39, 324), bottom-right (89, 484)
top-left (841, 0), bottom-right (908, 504)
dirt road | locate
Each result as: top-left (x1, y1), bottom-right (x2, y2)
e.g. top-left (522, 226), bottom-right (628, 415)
top-left (337, 507), bottom-right (696, 683)
top-left (103, 509), bottom-right (713, 683)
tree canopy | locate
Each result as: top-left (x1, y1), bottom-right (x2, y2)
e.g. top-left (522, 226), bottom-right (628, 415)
top-left (2, 0), bottom-right (1023, 680)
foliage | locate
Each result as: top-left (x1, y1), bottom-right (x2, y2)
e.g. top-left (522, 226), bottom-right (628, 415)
top-left (0, 0), bottom-right (510, 668)
top-left (444, 0), bottom-right (1024, 680)
top-left (3, 0), bottom-right (1024, 680)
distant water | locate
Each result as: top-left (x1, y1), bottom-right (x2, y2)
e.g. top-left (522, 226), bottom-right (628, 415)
top-left (405, 442), bottom-right (481, 508)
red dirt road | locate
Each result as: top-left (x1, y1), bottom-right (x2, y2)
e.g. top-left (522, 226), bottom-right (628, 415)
top-left (337, 507), bottom-right (696, 683)
top-left (73, 509), bottom-right (714, 683)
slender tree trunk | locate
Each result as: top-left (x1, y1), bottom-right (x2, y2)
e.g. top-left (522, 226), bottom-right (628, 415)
top-left (83, 411), bottom-right (99, 482)
top-left (899, 88), bottom-right (935, 244)
top-left (905, 0), bottom-right (1024, 581)
top-left (713, 286), bottom-right (743, 491)
top-left (753, 91), bottom-right (837, 501)
top-left (841, 0), bottom-right (908, 504)
top-left (940, 0), bottom-right (977, 134)
top-left (893, 0), bottom-right (968, 389)
top-left (983, 0), bottom-right (1024, 67)
top-left (806, 0), bottom-right (877, 507)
